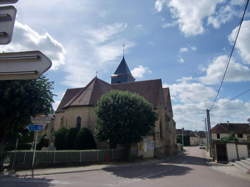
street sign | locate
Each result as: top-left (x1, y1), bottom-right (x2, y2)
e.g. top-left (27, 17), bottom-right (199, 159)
top-left (27, 124), bottom-right (44, 132)
top-left (0, 51), bottom-right (52, 80)
top-left (0, 0), bottom-right (18, 4)
top-left (0, 6), bottom-right (16, 44)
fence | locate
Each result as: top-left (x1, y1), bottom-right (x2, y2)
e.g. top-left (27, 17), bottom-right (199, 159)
top-left (7, 149), bottom-right (124, 169)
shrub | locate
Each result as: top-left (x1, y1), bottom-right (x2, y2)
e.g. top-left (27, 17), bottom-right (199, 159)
top-left (54, 128), bottom-right (68, 150)
top-left (65, 128), bottom-right (78, 149)
top-left (75, 128), bottom-right (96, 150)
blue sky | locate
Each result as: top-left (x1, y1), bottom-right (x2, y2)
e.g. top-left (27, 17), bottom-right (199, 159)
top-left (2, 0), bottom-right (250, 130)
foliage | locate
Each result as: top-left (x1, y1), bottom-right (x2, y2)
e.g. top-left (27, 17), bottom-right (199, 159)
top-left (66, 128), bottom-right (78, 149)
top-left (75, 128), bottom-right (96, 150)
top-left (54, 128), bottom-right (96, 150)
top-left (220, 133), bottom-right (239, 143)
top-left (54, 128), bottom-right (69, 150)
top-left (37, 135), bottom-right (49, 150)
top-left (96, 90), bottom-right (157, 148)
top-left (0, 76), bottom-right (54, 144)
top-left (176, 135), bottom-right (190, 146)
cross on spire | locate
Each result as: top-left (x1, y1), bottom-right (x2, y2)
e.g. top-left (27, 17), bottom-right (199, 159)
top-left (122, 43), bottom-right (126, 57)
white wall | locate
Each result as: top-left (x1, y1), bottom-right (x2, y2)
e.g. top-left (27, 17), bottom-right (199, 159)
top-left (226, 143), bottom-right (249, 161)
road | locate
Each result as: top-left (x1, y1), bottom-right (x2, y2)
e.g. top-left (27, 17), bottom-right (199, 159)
top-left (1, 147), bottom-right (249, 187)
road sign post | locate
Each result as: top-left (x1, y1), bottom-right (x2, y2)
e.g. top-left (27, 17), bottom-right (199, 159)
top-left (27, 124), bottom-right (43, 178)
top-left (0, 51), bottom-right (52, 80)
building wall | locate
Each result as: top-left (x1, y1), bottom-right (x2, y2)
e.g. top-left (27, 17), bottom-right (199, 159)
top-left (190, 137), bottom-right (199, 146)
top-left (212, 133), bottom-right (250, 142)
top-left (54, 106), bottom-right (176, 157)
top-left (226, 143), bottom-right (249, 161)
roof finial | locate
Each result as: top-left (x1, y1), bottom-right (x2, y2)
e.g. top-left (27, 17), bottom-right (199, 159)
top-left (122, 43), bottom-right (126, 57)
top-left (95, 71), bottom-right (98, 78)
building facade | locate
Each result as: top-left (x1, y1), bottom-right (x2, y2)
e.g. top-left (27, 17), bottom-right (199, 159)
top-left (54, 57), bottom-right (176, 157)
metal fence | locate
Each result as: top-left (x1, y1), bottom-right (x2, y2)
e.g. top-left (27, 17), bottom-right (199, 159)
top-left (7, 149), bottom-right (124, 169)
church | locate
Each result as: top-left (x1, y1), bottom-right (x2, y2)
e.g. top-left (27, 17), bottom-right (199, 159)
top-left (54, 56), bottom-right (176, 158)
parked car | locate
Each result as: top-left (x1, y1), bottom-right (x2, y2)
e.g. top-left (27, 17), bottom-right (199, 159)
top-left (199, 144), bottom-right (205, 149)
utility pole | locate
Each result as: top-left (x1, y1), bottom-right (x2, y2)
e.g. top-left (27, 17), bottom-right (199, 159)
top-left (182, 127), bottom-right (184, 146)
top-left (206, 109), bottom-right (212, 157)
top-left (204, 118), bottom-right (209, 151)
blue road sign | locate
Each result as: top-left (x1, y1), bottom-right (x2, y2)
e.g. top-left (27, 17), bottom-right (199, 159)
top-left (27, 124), bottom-right (43, 131)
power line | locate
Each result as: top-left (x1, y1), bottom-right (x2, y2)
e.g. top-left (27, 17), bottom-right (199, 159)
top-left (230, 87), bottom-right (250, 100)
top-left (209, 0), bottom-right (249, 111)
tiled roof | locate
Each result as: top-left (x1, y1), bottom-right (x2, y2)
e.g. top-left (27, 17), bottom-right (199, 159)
top-left (64, 77), bottom-right (111, 108)
top-left (56, 77), bottom-right (173, 111)
top-left (211, 123), bottom-right (250, 134)
top-left (111, 79), bottom-right (163, 107)
top-left (56, 87), bottom-right (83, 112)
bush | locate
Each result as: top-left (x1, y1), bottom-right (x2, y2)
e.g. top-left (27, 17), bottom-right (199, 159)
top-left (54, 128), bottom-right (68, 150)
top-left (65, 128), bottom-right (78, 149)
top-left (37, 135), bottom-right (49, 150)
top-left (75, 128), bottom-right (96, 150)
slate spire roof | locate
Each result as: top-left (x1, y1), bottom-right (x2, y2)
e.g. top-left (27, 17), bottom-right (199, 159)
top-left (111, 56), bottom-right (135, 84)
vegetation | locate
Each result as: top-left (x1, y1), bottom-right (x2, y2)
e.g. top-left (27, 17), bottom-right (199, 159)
top-left (176, 134), bottom-right (190, 146)
top-left (54, 128), bottom-right (96, 150)
top-left (0, 76), bottom-right (54, 170)
top-left (75, 128), bottom-right (96, 150)
top-left (220, 133), bottom-right (239, 142)
top-left (96, 90), bottom-right (157, 150)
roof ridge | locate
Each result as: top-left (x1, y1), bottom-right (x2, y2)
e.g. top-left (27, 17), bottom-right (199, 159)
top-left (63, 77), bottom-right (98, 108)
top-left (112, 78), bottom-right (162, 85)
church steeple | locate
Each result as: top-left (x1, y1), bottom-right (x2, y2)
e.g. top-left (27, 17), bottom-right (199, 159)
top-left (111, 56), bottom-right (135, 84)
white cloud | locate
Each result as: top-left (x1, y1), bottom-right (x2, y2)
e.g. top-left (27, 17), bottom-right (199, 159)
top-left (179, 47), bottom-right (188, 53)
top-left (208, 5), bottom-right (237, 29)
top-left (1, 21), bottom-right (66, 70)
top-left (164, 78), bottom-right (250, 130)
top-left (199, 55), bottom-right (250, 84)
top-left (62, 23), bottom-right (135, 87)
top-left (229, 20), bottom-right (250, 64)
top-left (131, 65), bottom-right (152, 78)
top-left (178, 56), bottom-right (185, 63)
top-left (155, 0), bottom-right (168, 12)
top-left (156, 0), bottom-right (242, 36)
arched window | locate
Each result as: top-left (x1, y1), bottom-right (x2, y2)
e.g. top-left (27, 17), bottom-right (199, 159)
top-left (76, 116), bottom-right (81, 129)
top-left (60, 117), bottom-right (64, 127)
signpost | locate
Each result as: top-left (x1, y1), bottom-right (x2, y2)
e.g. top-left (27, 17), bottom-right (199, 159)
top-left (0, 0), bottom-right (52, 80)
top-left (27, 124), bottom-right (43, 178)
top-left (0, 51), bottom-right (52, 80)
top-left (0, 5), bottom-right (16, 44)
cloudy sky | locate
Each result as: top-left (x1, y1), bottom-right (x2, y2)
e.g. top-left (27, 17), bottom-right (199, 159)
top-left (2, 0), bottom-right (250, 130)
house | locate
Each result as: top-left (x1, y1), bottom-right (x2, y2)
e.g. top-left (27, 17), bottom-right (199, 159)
top-left (176, 129), bottom-right (207, 146)
top-left (211, 123), bottom-right (250, 162)
top-left (54, 56), bottom-right (176, 158)
top-left (211, 123), bottom-right (250, 142)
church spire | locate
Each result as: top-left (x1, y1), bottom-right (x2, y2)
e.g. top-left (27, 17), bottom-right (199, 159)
top-left (111, 45), bottom-right (135, 84)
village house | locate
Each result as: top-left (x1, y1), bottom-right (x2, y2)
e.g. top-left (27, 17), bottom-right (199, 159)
top-left (211, 123), bottom-right (250, 142)
top-left (54, 56), bottom-right (176, 158)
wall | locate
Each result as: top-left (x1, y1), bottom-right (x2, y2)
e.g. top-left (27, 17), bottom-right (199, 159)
top-left (212, 133), bottom-right (250, 142)
top-left (226, 143), bottom-right (249, 161)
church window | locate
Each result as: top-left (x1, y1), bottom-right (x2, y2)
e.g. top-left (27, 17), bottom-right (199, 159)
top-left (60, 117), bottom-right (64, 127)
top-left (76, 116), bottom-right (81, 129)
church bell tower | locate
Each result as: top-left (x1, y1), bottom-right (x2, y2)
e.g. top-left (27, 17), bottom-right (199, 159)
top-left (111, 56), bottom-right (135, 84)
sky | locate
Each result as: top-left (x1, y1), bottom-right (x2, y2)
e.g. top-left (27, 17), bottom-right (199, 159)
top-left (1, 0), bottom-right (250, 130)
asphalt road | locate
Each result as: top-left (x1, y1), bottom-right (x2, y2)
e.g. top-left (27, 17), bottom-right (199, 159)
top-left (1, 147), bottom-right (250, 187)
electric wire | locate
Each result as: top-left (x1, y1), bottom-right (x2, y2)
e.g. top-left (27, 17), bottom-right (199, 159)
top-left (209, 0), bottom-right (249, 111)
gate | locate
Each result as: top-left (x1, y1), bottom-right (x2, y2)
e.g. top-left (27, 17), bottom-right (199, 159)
top-left (216, 143), bottom-right (228, 162)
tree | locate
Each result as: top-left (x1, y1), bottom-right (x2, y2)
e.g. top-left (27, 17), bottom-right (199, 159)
top-left (96, 90), bottom-right (157, 150)
top-left (75, 128), bottom-right (96, 150)
top-left (0, 76), bottom-right (54, 170)
top-left (0, 76), bottom-right (54, 145)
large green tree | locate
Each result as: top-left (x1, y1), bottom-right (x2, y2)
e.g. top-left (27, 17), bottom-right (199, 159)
top-left (96, 90), bottom-right (157, 149)
top-left (0, 76), bottom-right (54, 147)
